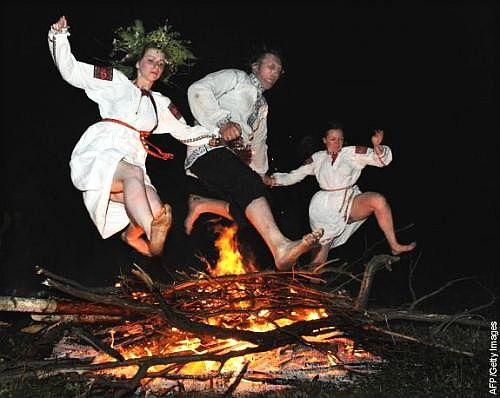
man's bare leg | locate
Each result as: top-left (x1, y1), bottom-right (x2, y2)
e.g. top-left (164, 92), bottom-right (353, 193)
top-left (350, 192), bottom-right (416, 256)
top-left (274, 230), bottom-right (324, 271)
top-left (184, 194), bottom-right (233, 234)
top-left (244, 197), bottom-right (323, 271)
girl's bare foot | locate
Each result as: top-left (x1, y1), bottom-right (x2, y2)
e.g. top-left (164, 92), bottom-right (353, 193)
top-left (390, 241), bottom-right (417, 256)
top-left (275, 229), bottom-right (324, 271)
top-left (121, 230), bottom-right (152, 257)
top-left (149, 204), bottom-right (172, 256)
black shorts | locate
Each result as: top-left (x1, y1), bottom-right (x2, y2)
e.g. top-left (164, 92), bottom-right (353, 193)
top-left (189, 148), bottom-right (270, 223)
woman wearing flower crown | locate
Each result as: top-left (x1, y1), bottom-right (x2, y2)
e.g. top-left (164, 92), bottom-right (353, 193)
top-left (48, 15), bottom-right (217, 257)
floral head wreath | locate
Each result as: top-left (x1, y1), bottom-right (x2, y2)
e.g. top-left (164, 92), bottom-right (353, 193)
top-left (109, 19), bottom-right (196, 85)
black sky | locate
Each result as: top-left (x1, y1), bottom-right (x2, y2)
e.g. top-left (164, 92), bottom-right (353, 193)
top-left (1, 2), bottom-right (498, 302)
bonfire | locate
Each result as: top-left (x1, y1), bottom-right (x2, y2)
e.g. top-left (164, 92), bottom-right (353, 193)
top-left (0, 224), bottom-right (488, 396)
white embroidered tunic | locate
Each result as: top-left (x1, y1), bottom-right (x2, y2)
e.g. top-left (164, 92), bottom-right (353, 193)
top-left (186, 69), bottom-right (269, 175)
top-left (272, 146), bottom-right (392, 248)
top-left (48, 29), bottom-right (216, 238)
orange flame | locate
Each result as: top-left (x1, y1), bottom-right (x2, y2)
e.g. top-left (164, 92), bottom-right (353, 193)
top-left (211, 224), bottom-right (253, 276)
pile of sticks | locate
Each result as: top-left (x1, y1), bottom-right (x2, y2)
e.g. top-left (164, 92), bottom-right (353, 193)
top-left (0, 255), bottom-right (489, 396)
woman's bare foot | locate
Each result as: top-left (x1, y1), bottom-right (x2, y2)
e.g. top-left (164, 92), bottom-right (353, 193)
top-left (390, 241), bottom-right (417, 256)
top-left (149, 204), bottom-right (172, 256)
top-left (275, 229), bottom-right (324, 271)
top-left (184, 195), bottom-right (203, 235)
top-left (309, 244), bottom-right (330, 267)
top-left (121, 228), bottom-right (152, 257)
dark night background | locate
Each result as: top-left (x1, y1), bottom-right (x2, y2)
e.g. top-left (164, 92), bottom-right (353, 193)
top-left (1, 2), bottom-right (498, 313)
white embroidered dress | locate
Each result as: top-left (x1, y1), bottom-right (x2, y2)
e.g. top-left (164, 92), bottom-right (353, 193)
top-left (48, 29), bottom-right (215, 238)
top-left (272, 146), bottom-right (392, 248)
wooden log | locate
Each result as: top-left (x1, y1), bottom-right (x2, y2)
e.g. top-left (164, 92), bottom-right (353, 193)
top-left (368, 309), bottom-right (490, 326)
top-left (223, 360), bottom-right (249, 397)
top-left (354, 255), bottom-right (399, 310)
top-left (31, 314), bottom-right (123, 324)
top-left (0, 296), bottom-right (135, 316)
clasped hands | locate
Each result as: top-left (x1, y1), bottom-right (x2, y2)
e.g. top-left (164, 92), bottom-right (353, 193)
top-left (219, 121), bottom-right (242, 142)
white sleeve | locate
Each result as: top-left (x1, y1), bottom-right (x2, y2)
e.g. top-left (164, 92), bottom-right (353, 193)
top-left (187, 69), bottom-right (243, 129)
top-left (249, 117), bottom-right (269, 175)
top-left (48, 29), bottom-right (129, 99)
top-left (155, 95), bottom-right (219, 147)
top-left (271, 159), bottom-right (316, 186)
top-left (349, 145), bottom-right (393, 168)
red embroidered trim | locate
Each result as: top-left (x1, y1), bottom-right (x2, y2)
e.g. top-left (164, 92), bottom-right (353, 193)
top-left (93, 66), bottom-right (113, 81)
top-left (375, 147), bottom-right (386, 166)
top-left (168, 102), bottom-right (182, 120)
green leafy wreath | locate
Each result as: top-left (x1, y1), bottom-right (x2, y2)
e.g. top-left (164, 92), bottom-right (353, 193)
top-left (109, 19), bottom-right (196, 84)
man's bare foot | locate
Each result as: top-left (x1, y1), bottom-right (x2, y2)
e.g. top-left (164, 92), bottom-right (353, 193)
top-left (121, 230), bottom-right (152, 257)
top-left (149, 204), bottom-right (172, 256)
top-left (184, 195), bottom-right (203, 235)
top-left (391, 241), bottom-right (417, 256)
top-left (275, 229), bottom-right (324, 271)
top-left (185, 195), bottom-right (233, 234)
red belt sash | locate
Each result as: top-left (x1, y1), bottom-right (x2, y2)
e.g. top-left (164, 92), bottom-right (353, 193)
top-left (100, 118), bottom-right (174, 160)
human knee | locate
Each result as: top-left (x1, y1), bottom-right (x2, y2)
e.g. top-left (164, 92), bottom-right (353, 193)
top-left (121, 163), bottom-right (144, 182)
top-left (371, 193), bottom-right (388, 210)
top-left (245, 196), bottom-right (267, 211)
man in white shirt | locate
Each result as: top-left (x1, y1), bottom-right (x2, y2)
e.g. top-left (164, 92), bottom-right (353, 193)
top-left (184, 48), bottom-right (283, 233)
top-left (183, 48), bottom-right (323, 270)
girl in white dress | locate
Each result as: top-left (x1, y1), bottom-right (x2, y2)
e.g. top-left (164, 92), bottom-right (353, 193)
top-left (49, 16), bottom-right (217, 257)
top-left (269, 123), bottom-right (416, 265)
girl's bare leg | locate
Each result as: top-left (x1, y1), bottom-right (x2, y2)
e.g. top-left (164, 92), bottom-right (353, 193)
top-left (310, 244), bottom-right (330, 265)
top-left (110, 161), bottom-right (171, 256)
top-left (120, 223), bottom-right (152, 256)
top-left (349, 192), bottom-right (416, 255)
top-left (149, 202), bottom-right (172, 256)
